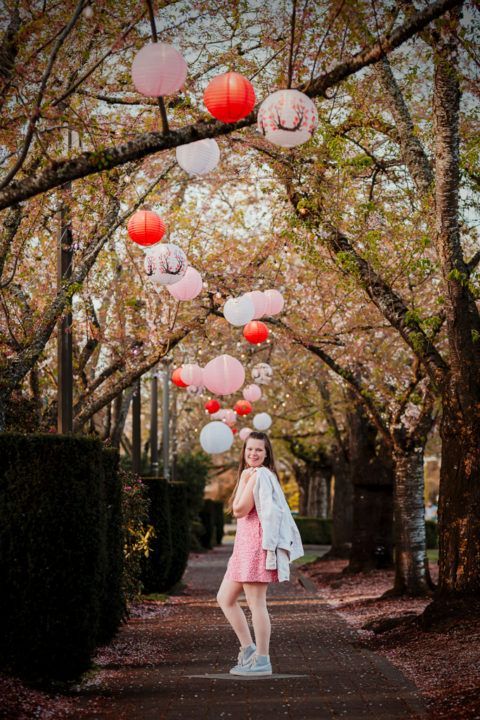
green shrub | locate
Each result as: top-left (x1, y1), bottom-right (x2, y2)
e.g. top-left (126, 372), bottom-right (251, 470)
top-left (97, 448), bottom-right (126, 644)
top-left (425, 519), bottom-right (438, 549)
top-left (199, 499), bottom-right (216, 549)
top-left (213, 501), bottom-right (224, 545)
top-left (0, 434), bottom-right (108, 681)
top-left (121, 469), bottom-right (151, 602)
top-left (175, 452), bottom-right (211, 550)
top-left (294, 516), bottom-right (332, 544)
top-left (164, 482), bottom-right (190, 588)
top-left (140, 478), bottom-right (172, 593)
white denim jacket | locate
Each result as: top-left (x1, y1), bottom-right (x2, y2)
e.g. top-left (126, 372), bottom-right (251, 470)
top-left (253, 466), bottom-right (304, 582)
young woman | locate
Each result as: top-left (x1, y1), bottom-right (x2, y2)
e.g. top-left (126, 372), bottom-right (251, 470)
top-left (216, 431), bottom-right (303, 677)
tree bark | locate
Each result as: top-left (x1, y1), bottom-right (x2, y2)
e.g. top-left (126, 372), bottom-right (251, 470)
top-left (329, 460), bottom-right (354, 558)
top-left (307, 468), bottom-right (331, 518)
top-left (391, 446), bottom-right (431, 596)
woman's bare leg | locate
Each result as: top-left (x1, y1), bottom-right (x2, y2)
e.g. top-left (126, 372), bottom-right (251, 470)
top-left (216, 576), bottom-right (253, 647)
top-left (243, 582), bottom-right (270, 655)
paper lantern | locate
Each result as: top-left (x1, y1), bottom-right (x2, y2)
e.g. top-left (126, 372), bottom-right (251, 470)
top-left (200, 421), bottom-right (234, 454)
top-left (245, 290), bottom-right (267, 319)
top-left (258, 89), bottom-right (318, 147)
top-left (243, 384), bottom-right (261, 402)
top-left (203, 354), bottom-right (245, 395)
top-left (172, 367), bottom-right (188, 387)
top-left (223, 295), bottom-right (255, 326)
top-left (144, 243), bottom-right (187, 286)
top-left (253, 412), bottom-right (272, 431)
top-left (232, 427), bottom-right (238, 435)
top-left (205, 399), bottom-right (220, 414)
top-left (204, 72), bottom-right (255, 123)
top-left (251, 362), bottom-right (272, 384)
top-left (176, 139), bottom-right (220, 176)
top-left (181, 363), bottom-right (203, 386)
top-left (239, 427), bottom-right (252, 441)
top-left (243, 321), bottom-right (269, 344)
top-left (127, 210), bottom-right (165, 246)
top-left (132, 42), bottom-right (187, 96)
top-left (264, 289), bottom-right (284, 315)
top-left (223, 409), bottom-right (237, 426)
top-left (167, 266), bottom-right (203, 301)
top-left (234, 400), bottom-right (252, 416)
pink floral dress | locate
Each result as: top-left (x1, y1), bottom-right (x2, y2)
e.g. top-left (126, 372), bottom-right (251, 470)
top-left (225, 506), bottom-right (279, 583)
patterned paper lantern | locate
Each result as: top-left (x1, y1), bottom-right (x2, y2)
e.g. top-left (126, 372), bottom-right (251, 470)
top-left (186, 384), bottom-right (205, 396)
top-left (251, 362), bottom-right (273, 384)
top-left (172, 367), bottom-right (188, 387)
top-left (258, 89), bottom-right (318, 147)
top-left (234, 400), bottom-right (252, 416)
top-left (204, 72), bottom-right (255, 123)
top-left (180, 363), bottom-right (203, 386)
top-left (144, 243), bottom-right (187, 286)
top-left (239, 427), bottom-right (252, 441)
top-left (264, 289), bottom-right (284, 315)
top-left (176, 139), bottom-right (220, 176)
top-left (243, 384), bottom-right (262, 402)
top-left (243, 320), bottom-right (269, 344)
top-left (253, 412), bottom-right (272, 431)
top-left (200, 421), bottom-right (234, 454)
top-left (245, 290), bottom-right (267, 319)
top-left (223, 295), bottom-right (255, 327)
top-left (205, 399), bottom-right (221, 414)
top-left (167, 266), bottom-right (203, 301)
top-left (132, 42), bottom-right (187, 96)
top-left (127, 210), bottom-right (165, 246)
top-left (203, 354), bottom-right (245, 395)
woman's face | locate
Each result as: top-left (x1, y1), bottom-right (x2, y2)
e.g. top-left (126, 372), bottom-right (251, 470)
top-left (245, 438), bottom-right (267, 468)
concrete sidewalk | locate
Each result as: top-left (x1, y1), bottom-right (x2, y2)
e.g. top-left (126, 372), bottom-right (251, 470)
top-left (74, 545), bottom-right (427, 719)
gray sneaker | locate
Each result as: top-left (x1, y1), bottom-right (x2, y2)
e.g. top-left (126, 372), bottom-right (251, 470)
top-left (229, 643), bottom-right (256, 674)
top-left (230, 653), bottom-right (272, 676)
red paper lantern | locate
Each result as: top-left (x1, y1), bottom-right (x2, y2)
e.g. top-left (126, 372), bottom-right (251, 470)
top-left (172, 367), bottom-right (188, 387)
top-left (243, 320), bottom-right (269, 344)
top-left (234, 400), bottom-right (252, 416)
top-left (231, 426), bottom-right (238, 435)
top-left (203, 72), bottom-right (255, 123)
top-left (127, 210), bottom-right (165, 246)
top-left (205, 399), bottom-right (221, 414)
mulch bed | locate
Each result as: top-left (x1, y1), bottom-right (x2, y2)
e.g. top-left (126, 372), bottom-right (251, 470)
top-left (301, 557), bottom-right (480, 720)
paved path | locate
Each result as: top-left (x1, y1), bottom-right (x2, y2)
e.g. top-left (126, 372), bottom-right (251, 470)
top-left (74, 544), bottom-right (427, 720)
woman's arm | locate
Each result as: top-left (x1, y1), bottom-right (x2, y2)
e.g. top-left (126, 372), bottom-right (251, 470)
top-left (232, 469), bottom-right (257, 518)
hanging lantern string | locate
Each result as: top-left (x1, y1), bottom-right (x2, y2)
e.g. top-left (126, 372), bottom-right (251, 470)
top-left (287, 0), bottom-right (297, 89)
top-left (145, 0), bottom-right (170, 134)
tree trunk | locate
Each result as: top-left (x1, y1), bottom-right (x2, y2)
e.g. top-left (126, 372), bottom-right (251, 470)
top-left (307, 468), bottom-right (331, 518)
top-left (346, 402), bottom-right (394, 571)
top-left (293, 462), bottom-right (310, 516)
top-left (328, 454), bottom-right (354, 559)
top-left (391, 446), bottom-right (430, 596)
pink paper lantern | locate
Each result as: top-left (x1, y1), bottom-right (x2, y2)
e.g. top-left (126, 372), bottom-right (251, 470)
top-left (243, 384), bottom-right (262, 403)
top-left (180, 364), bottom-right (203, 386)
top-left (132, 42), bottom-right (187, 97)
top-left (203, 354), bottom-right (245, 396)
top-left (245, 290), bottom-right (267, 319)
top-left (264, 289), bottom-right (284, 315)
top-left (239, 427), bottom-right (252, 441)
top-left (167, 267), bottom-right (203, 301)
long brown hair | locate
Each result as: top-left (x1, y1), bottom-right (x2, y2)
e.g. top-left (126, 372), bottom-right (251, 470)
top-left (226, 432), bottom-right (278, 514)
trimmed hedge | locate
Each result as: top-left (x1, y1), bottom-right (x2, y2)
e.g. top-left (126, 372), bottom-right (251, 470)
top-left (0, 434), bottom-right (122, 681)
top-left (214, 501), bottom-right (224, 545)
top-left (426, 519), bottom-right (438, 549)
top-left (98, 448), bottom-right (126, 645)
top-left (199, 499), bottom-right (216, 549)
top-left (164, 482), bottom-right (190, 589)
top-left (140, 478), bottom-right (172, 593)
top-left (294, 516), bottom-right (332, 545)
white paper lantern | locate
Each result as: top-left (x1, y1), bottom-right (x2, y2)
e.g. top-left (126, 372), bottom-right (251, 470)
top-left (245, 290), bottom-right (267, 319)
top-left (253, 412), bottom-right (272, 431)
top-left (239, 427), bottom-right (252, 441)
top-left (258, 89), bottom-right (318, 148)
top-left (167, 266), bottom-right (203, 301)
top-left (243, 384), bottom-right (262, 402)
top-left (264, 289), bottom-right (284, 315)
top-left (180, 363), bottom-right (203, 386)
top-left (144, 243), bottom-right (187, 286)
top-left (176, 139), bottom-right (220, 176)
top-left (223, 409), bottom-right (237, 426)
top-left (223, 295), bottom-right (255, 326)
top-left (132, 42), bottom-right (187, 97)
top-left (251, 362), bottom-right (273, 385)
top-left (200, 421), bottom-right (234, 454)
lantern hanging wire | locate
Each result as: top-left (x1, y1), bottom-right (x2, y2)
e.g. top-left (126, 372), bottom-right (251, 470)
top-left (145, 0), bottom-right (170, 134)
